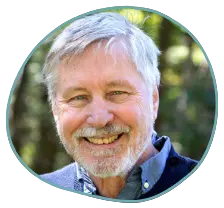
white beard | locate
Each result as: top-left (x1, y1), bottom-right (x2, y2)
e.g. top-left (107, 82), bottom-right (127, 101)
top-left (55, 104), bottom-right (154, 178)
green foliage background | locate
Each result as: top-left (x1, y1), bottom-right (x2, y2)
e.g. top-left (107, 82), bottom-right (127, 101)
top-left (9, 9), bottom-right (216, 174)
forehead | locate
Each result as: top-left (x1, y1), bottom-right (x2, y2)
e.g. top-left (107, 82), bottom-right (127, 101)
top-left (60, 42), bottom-right (140, 79)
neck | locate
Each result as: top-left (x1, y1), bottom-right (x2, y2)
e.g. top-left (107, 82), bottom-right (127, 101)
top-left (88, 144), bottom-right (158, 198)
top-left (89, 174), bottom-right (126, 198)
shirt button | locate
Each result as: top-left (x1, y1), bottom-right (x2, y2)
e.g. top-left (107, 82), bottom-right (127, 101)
top-left (143, 182), bottom-right (150, 189)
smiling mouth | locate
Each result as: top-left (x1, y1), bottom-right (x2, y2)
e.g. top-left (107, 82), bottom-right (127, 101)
top-left (83, 134), bottom-right (123, 145)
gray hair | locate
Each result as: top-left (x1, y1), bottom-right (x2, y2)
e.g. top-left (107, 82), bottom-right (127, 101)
top-left (42, 12), bottom-right (161, 104)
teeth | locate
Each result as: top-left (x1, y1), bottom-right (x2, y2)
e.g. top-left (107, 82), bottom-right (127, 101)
top-left (103, 138), bottom-right (108, 144)
top-left (86, 135), bottom-right (119, 144)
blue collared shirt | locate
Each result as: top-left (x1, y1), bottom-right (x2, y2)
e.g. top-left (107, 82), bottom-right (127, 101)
top-left (75, 133), bottom-right (171, 199)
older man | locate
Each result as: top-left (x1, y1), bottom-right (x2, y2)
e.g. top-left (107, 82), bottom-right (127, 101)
top-left (41, 12), bottom-right (197, 200)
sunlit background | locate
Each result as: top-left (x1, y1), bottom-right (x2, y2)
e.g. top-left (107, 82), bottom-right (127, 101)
top-left (9, 9), bottom-right (216, 174)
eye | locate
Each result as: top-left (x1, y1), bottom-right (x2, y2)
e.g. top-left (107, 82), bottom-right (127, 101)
top-left (69, 95), bottom-right (88, 102)
top-left (110, 91), bottom-right (126, 95)
top-left (68, 95), bottom-right (89, 107)
top-left (73, 95), bottom-right (87, 100)
top-left (107, 91), bottom-right (130, 103)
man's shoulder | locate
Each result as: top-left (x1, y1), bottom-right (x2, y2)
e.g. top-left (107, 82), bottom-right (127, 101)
top-left (167, 146), bottom-right (198, 172)
top-left (162, 144), bottom-right (198, 182)
top-left (140, 147), bottom-right (198, 199)
top-left (163, 151), bottom-right (198, 187)
top-left (41, 162), bottom-right (79, 190)
top-left (154, 134), bottom-right (198, 175)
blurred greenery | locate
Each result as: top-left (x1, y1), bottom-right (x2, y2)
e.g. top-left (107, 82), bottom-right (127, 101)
top-left (9, 9), bottom-right (216, 174)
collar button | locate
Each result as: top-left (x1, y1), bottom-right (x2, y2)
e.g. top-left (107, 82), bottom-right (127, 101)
top-left (143, 182), bottom-right (150, 189)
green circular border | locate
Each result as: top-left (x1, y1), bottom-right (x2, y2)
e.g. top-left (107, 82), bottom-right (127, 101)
top-left (6, 6), bottom-right (218, 203)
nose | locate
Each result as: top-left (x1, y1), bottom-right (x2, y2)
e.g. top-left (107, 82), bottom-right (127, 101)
top-left (86, 97), bottom-right (114, 127)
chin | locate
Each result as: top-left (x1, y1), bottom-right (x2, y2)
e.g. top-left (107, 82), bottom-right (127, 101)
top-left (76, 147), bottom-right (139, 178)
top-left (83, 158), bottom-right (131, 178)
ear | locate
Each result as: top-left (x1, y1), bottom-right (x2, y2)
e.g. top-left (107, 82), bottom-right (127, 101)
top-left (153, 87), bottom-right (159, 120)
top-left (52, 101), bottom-right (59, 122)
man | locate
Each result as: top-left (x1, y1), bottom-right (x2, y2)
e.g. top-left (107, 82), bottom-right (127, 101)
top-left (41, 12), bottom-right (197, 200)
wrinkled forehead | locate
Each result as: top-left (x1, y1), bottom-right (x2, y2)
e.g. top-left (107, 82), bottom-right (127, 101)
top-left (60, 39), bottom-right (135, 71)
top-left (55, 39), bottom-right (150, 95)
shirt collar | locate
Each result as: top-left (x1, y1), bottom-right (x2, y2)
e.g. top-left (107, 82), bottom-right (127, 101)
top-left (140, 134), bottom-right (171, 194)
top-left (75, 162), bottom-right (96, 194)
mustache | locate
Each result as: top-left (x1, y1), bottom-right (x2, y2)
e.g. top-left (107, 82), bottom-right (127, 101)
top-left (72, 124), bottom-right (130, 138)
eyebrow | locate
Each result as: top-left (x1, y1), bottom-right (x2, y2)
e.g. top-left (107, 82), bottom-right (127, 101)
top-left (62, 87), bottom-right (88, 98)
top-left (62, 80), bottom-right (136, 98)
top-left (106, 80), bottom-right (136, 90)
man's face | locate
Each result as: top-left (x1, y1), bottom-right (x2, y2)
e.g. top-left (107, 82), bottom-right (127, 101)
top-left (53, 43), bottom-right (158, 178)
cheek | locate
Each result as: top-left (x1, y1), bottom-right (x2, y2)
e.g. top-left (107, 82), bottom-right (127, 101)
top-left (116, 100), bottom-right (153, 139)
top-left (58, 107), bottom-right (84, 140)
top-left (116, 103), bottom-right (147, 130)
